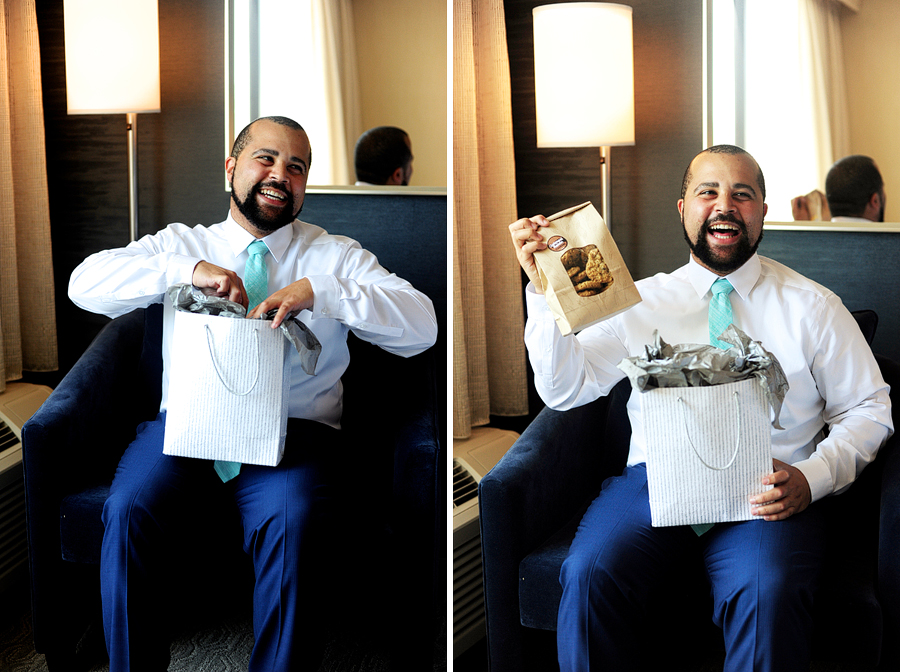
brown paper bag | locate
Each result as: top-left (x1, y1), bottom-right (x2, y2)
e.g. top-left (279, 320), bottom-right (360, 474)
top-left (533, 201), bottom-right (641, 335)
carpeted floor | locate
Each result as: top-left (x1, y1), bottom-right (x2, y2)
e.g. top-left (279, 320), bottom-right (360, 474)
top-left (0, 590), bottom-right (447, 672)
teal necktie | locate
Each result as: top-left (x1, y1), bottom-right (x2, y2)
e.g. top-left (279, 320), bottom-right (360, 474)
top-left (213, 239), bottom-right (269, 483)
top-left (244, 239), bottom-right (270, 312)
top-left (709, 277), bottom-right (735, 349)
top-left (692, 278), bottom-right (736, 536)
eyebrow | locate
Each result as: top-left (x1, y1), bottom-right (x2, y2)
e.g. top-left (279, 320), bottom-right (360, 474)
top-left (693, 181), bottom-right (758, 198)
top-left (251, 148), bottom-right (308, 169)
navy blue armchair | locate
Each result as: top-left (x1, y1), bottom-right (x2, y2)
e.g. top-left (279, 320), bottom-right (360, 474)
top-left (22, 303), bottom-right (441, 670)
top-left (480, 311), bottom-right (900, 670)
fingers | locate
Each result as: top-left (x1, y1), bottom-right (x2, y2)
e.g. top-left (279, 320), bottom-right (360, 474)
top-left (247, 279), bottom-right (314, 328)
top-left (509, 216), bottom-right (551, 291)
top-left (749, 460), bottom-right (811, 521)
top-left (192, 261), bottom-right (248, 309)
top-left (509, 215), bottom-right (550, 249)
top-left (791, 196), bottom-right (810, 221)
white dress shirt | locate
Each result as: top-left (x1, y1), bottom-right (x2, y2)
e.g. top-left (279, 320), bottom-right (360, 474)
top-left (69, 213), bottom-right (438, 428)
top-left (524, 253), bottom-right (893, 502)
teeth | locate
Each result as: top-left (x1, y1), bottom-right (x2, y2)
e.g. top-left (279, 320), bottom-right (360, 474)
top-left (260, 188), bottom-right (285, 201)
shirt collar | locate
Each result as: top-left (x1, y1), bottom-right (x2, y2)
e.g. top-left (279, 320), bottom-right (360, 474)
top-left (687, 253), bottom-right (761, 301)
top-left (831, 216), bottom-right (873, 224)
top-left (223, 211), bottom-right (295, 263)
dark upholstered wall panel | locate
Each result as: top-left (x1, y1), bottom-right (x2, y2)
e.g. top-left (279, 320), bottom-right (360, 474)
top-left (759, 229), bottom-right (900, 363)
top-left (37, 0), bottom-right (229, 377)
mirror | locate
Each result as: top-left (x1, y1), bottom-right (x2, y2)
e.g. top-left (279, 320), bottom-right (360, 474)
top-left (226, 0), bottom-right (447, 189)
top-left (703, 0), bottom-right (899, 223)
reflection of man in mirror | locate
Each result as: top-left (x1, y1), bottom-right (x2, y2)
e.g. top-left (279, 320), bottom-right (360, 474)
top-left (354, 126), bottom-right (414, 186)
top-left (791, 155), bottom-right (885, 223)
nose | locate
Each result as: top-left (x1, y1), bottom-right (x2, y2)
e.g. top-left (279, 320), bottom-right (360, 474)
top-left (267, 161), bottom-right (287, 184)
top-left (715, 192), bottom-right (736, 214)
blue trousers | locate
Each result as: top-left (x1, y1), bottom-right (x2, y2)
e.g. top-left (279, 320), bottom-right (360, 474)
top-left (558, 464), bottom-right (826, 672)
top-left (100, 412), bottom-right (337, 672)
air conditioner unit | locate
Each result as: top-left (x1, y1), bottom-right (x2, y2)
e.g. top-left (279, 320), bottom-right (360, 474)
top-left (453, 427), bottom-right (518, 658)
top-left (0, 382), bottom-right (52, 597)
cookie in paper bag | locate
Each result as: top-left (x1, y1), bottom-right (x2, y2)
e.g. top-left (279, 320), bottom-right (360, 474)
top-left (534, 201), bottom-right (641, 335)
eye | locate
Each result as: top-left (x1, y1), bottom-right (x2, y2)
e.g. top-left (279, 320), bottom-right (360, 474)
top-left (257, 155), bottom-right (274, 165)
top-left (289, 163), bottom-right (307, 175)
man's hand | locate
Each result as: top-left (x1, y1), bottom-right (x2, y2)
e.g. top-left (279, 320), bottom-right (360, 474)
top-left (790, 195), bottom-right (812, 221)
top-left (749, 459), bottom-right (811, 521)
top-left (509, 215), bottom-right (551, 293)
top-left (192, 261), bottom-right (248, 309)
top-left (247, 278), bottom-right (314, 328)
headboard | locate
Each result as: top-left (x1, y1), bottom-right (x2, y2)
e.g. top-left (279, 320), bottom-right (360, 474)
top-left (759, 221), bottom-right (900, 363)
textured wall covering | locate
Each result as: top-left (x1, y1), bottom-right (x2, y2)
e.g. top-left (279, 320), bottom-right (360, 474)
top-left (37, 0), bottom-right (230, 377)
top-left (503, 0), bottom-right (704, 280)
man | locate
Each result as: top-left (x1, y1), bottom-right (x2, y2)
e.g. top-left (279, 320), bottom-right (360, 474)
top-left (509, 145), bottom-right (892, 671)
top-left (68, 116), bottom-right (437, 671)
top-left (354, 126), bottom-right (414, 185)
top-left (791, 154), bottom-right (886, 222)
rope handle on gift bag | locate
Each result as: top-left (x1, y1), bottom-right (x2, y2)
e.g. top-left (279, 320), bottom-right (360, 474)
top-left (204, 324), bottom-right (260, 396)
top-left (677, 390), bottom-right (741, 471)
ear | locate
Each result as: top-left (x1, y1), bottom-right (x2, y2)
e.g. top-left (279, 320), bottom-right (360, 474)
top-left (864, 191), bottom-right (882, 220)
top-left (386, 166), bottom-right (405, 185)
top-left (677, 198), bottom-right (685, 217)
top-left (225, 156), bottom-right (236, 183)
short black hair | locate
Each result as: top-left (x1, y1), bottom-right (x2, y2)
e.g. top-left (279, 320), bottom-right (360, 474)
top-left (825, 155), bottom-right (883, 217)
top-left (354, 126), bottom-right (412, 184)
top-left (231, 116), bottom-right (311, 165)
top-left (681, 144), bottom-right (766, 201)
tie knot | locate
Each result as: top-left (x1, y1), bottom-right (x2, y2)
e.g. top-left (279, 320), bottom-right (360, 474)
top-left (248, 239), bottom-right (268, 258)
top-left (711, 277), bottom-right (733, 297)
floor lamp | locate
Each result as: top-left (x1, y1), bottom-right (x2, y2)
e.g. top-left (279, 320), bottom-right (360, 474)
top-left (533, 2), bottom-right (635, 232)
top-left (63, 0), bottom-right (161, 243)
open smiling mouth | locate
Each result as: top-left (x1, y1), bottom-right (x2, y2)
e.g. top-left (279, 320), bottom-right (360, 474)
top-left (708, 222), bottom-right (741, 240)
top-left (258, 187), bottom-right (287, 205)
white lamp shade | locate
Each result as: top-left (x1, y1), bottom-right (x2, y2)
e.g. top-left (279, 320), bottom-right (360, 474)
top-left (64, 0), bottom-right (161, 114)
top-left (533, 3), bottom-right (634, 148)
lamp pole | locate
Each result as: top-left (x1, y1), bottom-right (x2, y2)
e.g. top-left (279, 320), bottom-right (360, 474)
top-left (599, 146), bottom-right (611, 232)
top-left (126, 113), bottom-right (139, 242)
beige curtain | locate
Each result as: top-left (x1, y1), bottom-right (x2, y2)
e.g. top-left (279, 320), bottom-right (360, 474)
top-left (453, 0), bottom-right (527, 439)
top-left (313, 0), bottom-right (361, 185)
top-left (0, 0), bottom-right (58, 392)
top-left (799, 0), bottom-right (851, 182)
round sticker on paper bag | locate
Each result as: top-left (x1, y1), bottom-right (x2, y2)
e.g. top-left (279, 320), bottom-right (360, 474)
top-left (547, 235), bottom-right (568, 252)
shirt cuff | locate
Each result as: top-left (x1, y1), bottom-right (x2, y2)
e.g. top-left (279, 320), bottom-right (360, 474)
top-left (525, 281), bottom-right (555, 318)
top-left (307, 275), bottom-right (341, 320)
top-left (167, 254), bottom-right (204, 288)
top-left (790, 453), bottom-right (833, 503)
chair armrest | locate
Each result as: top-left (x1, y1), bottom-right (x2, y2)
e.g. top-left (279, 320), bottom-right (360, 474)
top-left (876, 355), bottom-right (900, 667)
top-left (479, 394), bottom-right (611, 671)
top-left (23, 308), bottom-right (147, 490)
top-left (22, 307), bottom-right (148, 657)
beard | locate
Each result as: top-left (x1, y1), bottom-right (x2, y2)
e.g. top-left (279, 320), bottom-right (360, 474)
top-left (230, 178), bottom-right (302, 233)
top-left (682, 213), bottom-right (762, 274)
